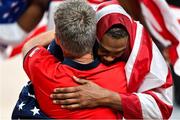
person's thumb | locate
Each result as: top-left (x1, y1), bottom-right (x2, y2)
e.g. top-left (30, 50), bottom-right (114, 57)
top-left (73, 76), bottom-right (88, 84)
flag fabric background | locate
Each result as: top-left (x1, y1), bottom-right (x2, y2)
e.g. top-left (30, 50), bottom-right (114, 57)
top-left (0, 0), bottom-right (29, 23)
top-left (139, 0), bottom-right (180, 75)
top-left (12, 82), bottom-right (49, 119)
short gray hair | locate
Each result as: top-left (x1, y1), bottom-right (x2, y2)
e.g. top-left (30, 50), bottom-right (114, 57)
top-left (54, 0), bottom-right (96, 57)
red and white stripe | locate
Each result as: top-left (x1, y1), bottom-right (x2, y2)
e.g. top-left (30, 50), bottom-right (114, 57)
top-left (96, 1), bottom-right (173, 119)
top-left (139, 0), bottom-right (180, 76)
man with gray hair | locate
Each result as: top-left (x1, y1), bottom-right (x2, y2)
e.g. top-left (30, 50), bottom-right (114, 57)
top-left (54, 0), bottom-right (96, 57)
top-left (21, 0), bottom-right (127, 119)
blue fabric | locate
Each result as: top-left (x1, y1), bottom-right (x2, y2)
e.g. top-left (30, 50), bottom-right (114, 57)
top-left (47, 40), bottom-right (64, 61)
top-left (0, 0), bottom-right (29, 23)
top-left (11, 81), bottom-right (50, 119)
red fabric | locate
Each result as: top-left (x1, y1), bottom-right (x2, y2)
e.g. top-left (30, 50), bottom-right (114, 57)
top-left (96, 1), bottom-right (138, 49)
top-left (139, 0), bottom-right (180, 66)
top-left (145, 91), bottom-right (173, 119)
top-left (96, 0), bottom-right (153, 92)
top-left (121, 68), bottom-right (173, 120)
top-left (96, 13), bottom-right (136, 50)
top-left (23, 46), bottom-right (127, 119)
top-left (51, 0), bottom-right (106, 4)
top-left (161, 69), bottom-right (173, 89)
top-left (168, 45), bottom-right (179, 65)
top-left (96, 1), bottom-right (173, 119)
top-left (120, 94), bottom-right (142, 119)
top-left (88, 0), bottom-right (107, 4)
top-left (140, 0), bottom-right (178, 45)
top-left (97, 11), bottom-right (153, 93)
top-left (128, 29), bottom-right (152, 92)
top-left (96, 1), bottom-right (146, 118)
top-left (144, 68), bottom-right (173, 119)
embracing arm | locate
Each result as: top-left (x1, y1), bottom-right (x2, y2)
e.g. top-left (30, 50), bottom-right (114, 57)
top-left (22, 30), bottom-right (55, 58)
top-left (51, 74), bottom-right (173, 119)
top-left (51, 76), bottom-right (122, 111)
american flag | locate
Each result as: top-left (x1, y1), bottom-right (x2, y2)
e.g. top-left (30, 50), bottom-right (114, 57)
top-left (139, 0), bottom-right (180, 76)
top-left (12, 81), bottom-right (49, 119)
top-left (0, 0), bottom-right (29, 23)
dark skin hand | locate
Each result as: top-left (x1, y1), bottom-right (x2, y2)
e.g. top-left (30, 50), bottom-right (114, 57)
top-left (50, 76), bottom-right (122, 111)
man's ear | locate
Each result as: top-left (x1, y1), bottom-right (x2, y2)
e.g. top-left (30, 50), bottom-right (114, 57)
top-left (55, 34), bottom-right (61, 46)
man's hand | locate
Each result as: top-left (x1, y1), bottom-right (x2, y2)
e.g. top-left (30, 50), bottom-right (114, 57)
top-left (50, 76), bottom-right (121, 110)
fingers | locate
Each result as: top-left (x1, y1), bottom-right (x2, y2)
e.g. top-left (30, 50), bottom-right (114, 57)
top-left (51, 92), bottom-right (80, 100)
top-left (53, 98), bottom-right (80, 105)
top-left (61, 104), bottom-right (81, 110)
top-left (61, 104), bottom-right (82, 110)
top-left (60, 101), bottom-right (90, 110)
top-left (73, 76), bottom-right (88, 84)
top-left (53, 86), bottom-right (80, 93)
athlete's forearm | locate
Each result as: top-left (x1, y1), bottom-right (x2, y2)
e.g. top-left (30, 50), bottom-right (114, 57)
top-left (96, 91), bottom-right (122, 112)
top-left (22, 30), bottom-right (55, 57)
top-left (51, 77), bottom-right (123, 112)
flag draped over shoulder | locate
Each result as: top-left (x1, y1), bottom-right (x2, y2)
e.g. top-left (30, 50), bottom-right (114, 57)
top-left (139, 0), bottom-right (180, 76)
top-left (96, 0), bottom-right (173, 119)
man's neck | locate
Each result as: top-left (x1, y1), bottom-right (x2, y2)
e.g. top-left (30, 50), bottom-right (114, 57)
top-left (73, 53), bottom-right (94, 64)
